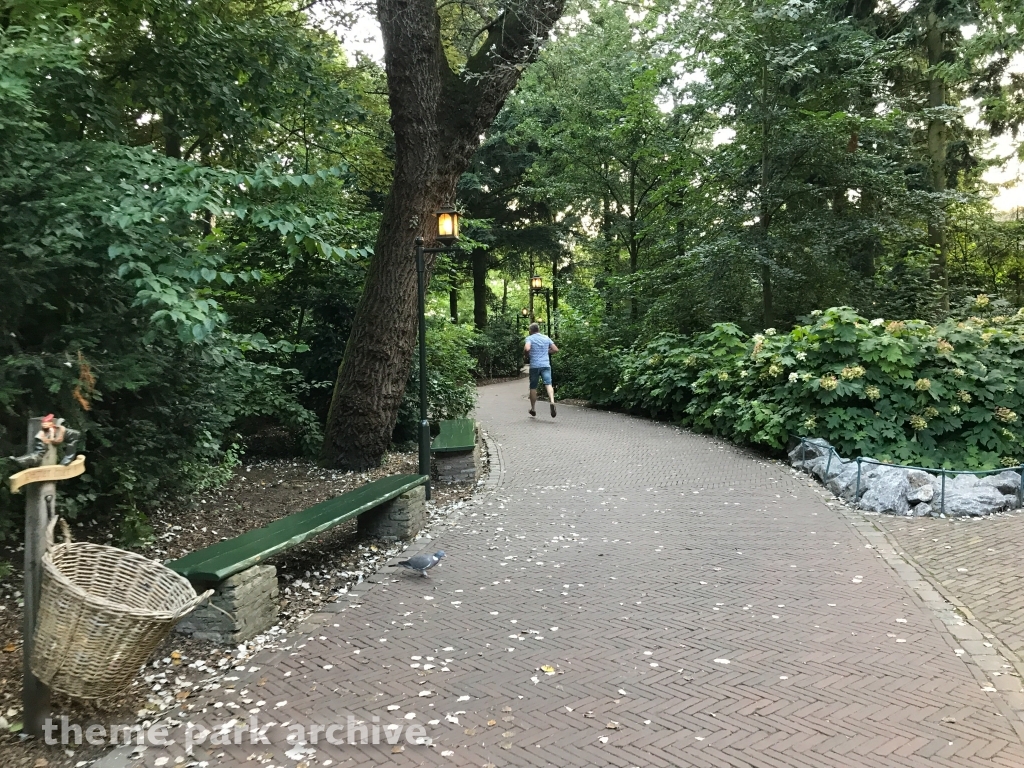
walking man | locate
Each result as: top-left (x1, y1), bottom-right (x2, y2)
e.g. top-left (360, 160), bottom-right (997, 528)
top-left (524, 323), bottom-right (558, 418)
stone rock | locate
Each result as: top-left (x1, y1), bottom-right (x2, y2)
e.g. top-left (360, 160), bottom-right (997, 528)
top-left (826, 461), bottom-right (862, 500)
top-left (789, 438), bottom-right (831, 469)
top-left (949, 472), bottom-right (981, 490)
top-left (858, 466), bottom-right (910, 515)
top-left (979, 470), bottom-right (1022, 496)
top-left (907, 483), bottom-right (934, 504)
top-left (906, 469), bottom-right (937, 488)
top-left (808, 453), bottom-right (846, 483)
top-left (940, 486), bottom-right (1016, 517)
top-left (913, 503), bottom-right (933, 517)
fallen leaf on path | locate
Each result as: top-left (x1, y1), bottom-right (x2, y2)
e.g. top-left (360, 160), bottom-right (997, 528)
top-left (487, 720), bottom-right (497, 726)
top-left (606, 722), bottom-right (620, 729)
top-left (2, 642), bottom-right (15, 653)
top-left (391, 745), bottom-right (404, 754)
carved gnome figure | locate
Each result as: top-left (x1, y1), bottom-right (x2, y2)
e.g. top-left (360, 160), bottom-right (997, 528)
top-left (10, 414), bottom-right (81, 468)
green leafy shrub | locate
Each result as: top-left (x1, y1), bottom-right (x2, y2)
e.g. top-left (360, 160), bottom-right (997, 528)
top-left (394, 319), bottom-right (478, 443)
top-left (610, 306), bottom-right (1024, 469)
top-left (471, 315), bottom-right (524, 379)
top-left (554, 313), bottom-right (625, 406)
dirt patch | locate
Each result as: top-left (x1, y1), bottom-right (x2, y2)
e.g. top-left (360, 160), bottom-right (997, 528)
top-left (0, 449), bottom-right (479, 767)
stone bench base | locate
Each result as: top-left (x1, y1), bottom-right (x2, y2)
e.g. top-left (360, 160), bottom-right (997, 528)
top-left (175, 565), bottom-right (279, 644)
top-left (434, 423), bottom-right (482, 484)
top-left (358, 485), bottom-right (427, 542)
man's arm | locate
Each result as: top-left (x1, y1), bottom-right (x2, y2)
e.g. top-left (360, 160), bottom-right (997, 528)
top-left (549, 342), bottom-right (559, 354)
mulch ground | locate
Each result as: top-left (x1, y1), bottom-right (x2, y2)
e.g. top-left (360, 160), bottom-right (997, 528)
top-left (0, 449), bottom-right (479, 768)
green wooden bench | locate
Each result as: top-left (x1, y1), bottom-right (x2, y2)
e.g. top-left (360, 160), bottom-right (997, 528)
top-left (431, 418), bottom-right (480, 482)
top-left (431, 418), bottom-right (476, 454)
top-left (169, 473), bottom-right (428, 643)
top-left (168, 473), bottom-right (428, 583)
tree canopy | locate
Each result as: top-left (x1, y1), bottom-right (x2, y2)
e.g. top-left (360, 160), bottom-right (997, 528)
top-left (1, 0), bottom-right (1022, 544)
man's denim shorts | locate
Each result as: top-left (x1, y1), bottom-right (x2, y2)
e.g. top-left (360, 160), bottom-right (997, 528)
top-left (529, 366), bottom-right (552, 388)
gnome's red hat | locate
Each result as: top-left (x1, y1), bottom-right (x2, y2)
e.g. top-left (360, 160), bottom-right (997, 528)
top-left (41, 413), bottom-right (55, 423)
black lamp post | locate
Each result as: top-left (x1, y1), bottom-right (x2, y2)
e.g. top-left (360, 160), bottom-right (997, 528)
top-left (518, 307), bottom-right (528, 334)
top-left (530, 275), bottom-right (552, 335)
top-left (415, 206), bottom-right (460, 501)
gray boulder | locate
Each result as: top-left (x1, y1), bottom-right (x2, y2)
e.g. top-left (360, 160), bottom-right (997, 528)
top-left (940, 486), bottom-right (1016, 517)
top-left (906, 469), bottom-right (937, 488)
top-left (950, 473), bottom-right (981, 490)
top-left (907, 483), bottom-right (934, 504)
top-left (789, 438), bottom-right (831, 470)
top-left (859, 466), bottom-right (911, 515)
top-left (808, 453), bottom-right (845, 483)
top-left (913, 503), bottom-right (933, 517)
top-left (979, 470), bottom-right (1022, 496)
top-left (826, 461), bottom-right (862, 500)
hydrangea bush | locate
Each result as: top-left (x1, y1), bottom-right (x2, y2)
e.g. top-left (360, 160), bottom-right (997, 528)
top-left (611, 306), bottom-right (1024, 469)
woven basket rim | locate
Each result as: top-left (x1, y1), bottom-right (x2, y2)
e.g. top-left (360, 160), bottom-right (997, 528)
top-left (43, 542), bottom-right (201, 620)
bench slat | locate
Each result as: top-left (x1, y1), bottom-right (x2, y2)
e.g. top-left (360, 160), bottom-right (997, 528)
top-left (167, 473), bottom-right (428, 583)
top-left (431, 418), bottom-right (476, 453)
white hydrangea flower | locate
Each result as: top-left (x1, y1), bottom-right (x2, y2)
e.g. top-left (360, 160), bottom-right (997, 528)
top-left (796, 351), bottom-right (807, 361)
top-left (765, 328), bottom-right (777, 336)
top-left (788, 372), bottom-right (799, 383)
top-left (870, 318), bottom-right (885, 327)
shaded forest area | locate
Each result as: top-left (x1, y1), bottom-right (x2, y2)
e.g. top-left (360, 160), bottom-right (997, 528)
top-left (2, 0), bottom-right (1023, 545)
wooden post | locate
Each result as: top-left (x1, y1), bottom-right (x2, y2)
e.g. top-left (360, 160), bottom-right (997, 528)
top-left (23, 416), bottom-right (52, 738)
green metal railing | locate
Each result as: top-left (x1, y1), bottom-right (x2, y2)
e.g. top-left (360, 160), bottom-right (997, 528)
top-left (797, 437), bottom-right (1024, 515)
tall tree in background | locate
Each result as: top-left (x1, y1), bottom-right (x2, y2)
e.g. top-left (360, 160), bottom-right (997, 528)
top-left (322, 0), bottom-right (567, 469)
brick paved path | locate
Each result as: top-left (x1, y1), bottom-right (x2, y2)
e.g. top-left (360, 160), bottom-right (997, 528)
top-left (874, 512), bottom-right (1024, 660)
top-left (130, 381), bottom-right (1024, 768)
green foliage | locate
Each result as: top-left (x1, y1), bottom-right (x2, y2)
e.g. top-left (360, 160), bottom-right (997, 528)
top-left (606, 307), bottom-right (1024, 470)
top-left (471, 315), bottom-right (524, 379)
top-left (394, 319), bottom-right (479, 444)
top-left (0, 1), bottom-right (379, 543)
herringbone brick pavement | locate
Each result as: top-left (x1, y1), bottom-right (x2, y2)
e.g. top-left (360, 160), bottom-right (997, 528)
top-left (129, 381), bottom-right (1024, 767)
top-left (875, 512), bottom-right (1024, 655)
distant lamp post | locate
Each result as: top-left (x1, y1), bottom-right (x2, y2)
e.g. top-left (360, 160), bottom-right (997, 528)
top-left (415, 206), bottom-right (461, 500)
top-left (530, 275), bottom-right (552, 335)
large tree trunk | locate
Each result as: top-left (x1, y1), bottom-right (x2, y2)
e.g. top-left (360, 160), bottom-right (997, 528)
top-left (321, 0), bottom-right (566, 469)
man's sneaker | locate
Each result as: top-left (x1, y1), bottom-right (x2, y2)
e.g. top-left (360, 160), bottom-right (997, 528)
top-left (529, 408), bottom-right (536, 417)
top-left (550, 403), bottom-right (557, 418)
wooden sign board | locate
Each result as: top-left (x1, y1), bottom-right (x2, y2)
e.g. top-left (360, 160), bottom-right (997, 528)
top-left (7, 455), bottom-right (86, 494)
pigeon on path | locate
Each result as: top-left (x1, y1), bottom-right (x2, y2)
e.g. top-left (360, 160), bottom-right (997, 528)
top-left (396, 549), bottom-right (446, 577)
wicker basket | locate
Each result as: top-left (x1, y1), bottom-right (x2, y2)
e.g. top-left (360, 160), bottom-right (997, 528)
top-left (31, 519), bottom-right (213, 699)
